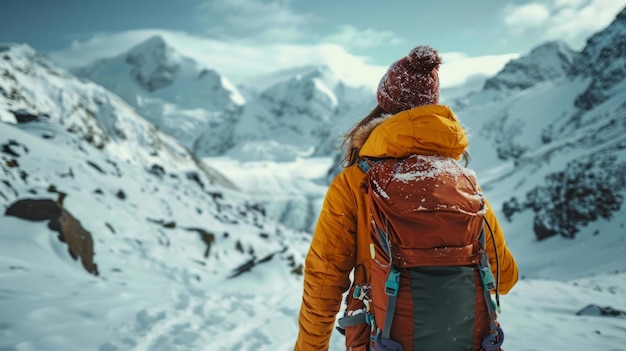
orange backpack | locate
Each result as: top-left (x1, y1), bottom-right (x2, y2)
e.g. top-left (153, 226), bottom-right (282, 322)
top-left (338, 154), bottom-right (503, 351)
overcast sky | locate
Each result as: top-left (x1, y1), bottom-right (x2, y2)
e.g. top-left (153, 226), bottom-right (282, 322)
top-left (1, 0), bottom-right (625, 89)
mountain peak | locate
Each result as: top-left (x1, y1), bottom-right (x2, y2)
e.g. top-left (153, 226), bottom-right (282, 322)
top-left (483, 40), bottom-right (575, 92)
top-left (300, 65), bottom-right (341, 90)
top-left (124, 36), bottom-right (182, 92)
top-left (570, 6), bottom-right (626, 78)
top-left (569, 6), bottom-right (626, 109)
top-left (127, 35), bottom-right (169, 55)
top-left (531, 40), bottom-right (574, 55)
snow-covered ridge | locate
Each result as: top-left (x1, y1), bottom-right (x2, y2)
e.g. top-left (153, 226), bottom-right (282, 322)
top-left (569, 7), bottom-right (626, 111)
top-left (73, 35), bottom-right (246, 155)
top-left (73, 37), bottom-right (376, 161)
top-left (483, 40), bottom-right (576, 92)
top-left (0, 42), bottom-right (229, 181)
top-left (75, 35), bottom-right (245, 109)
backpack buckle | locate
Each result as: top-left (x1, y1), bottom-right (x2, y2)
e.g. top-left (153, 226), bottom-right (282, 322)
top-left (384, 268), bottom-right (401, 296)
top-left (479, 265), bottom-right (496, 291)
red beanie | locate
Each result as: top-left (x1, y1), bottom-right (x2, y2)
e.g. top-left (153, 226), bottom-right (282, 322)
top-left (376, 45), bottom-right (442, 114)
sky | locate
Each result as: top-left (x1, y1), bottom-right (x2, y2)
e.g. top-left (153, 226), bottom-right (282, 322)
top-left (2, 0), bottom-right (626, 90)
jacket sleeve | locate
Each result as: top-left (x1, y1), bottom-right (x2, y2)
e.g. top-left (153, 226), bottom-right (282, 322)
top-left (483, 196), bottom-right (519, 294)
top-left (295, 172), bottom-right (358, 351)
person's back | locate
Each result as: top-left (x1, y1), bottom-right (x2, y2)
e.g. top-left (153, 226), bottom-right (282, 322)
top-left (294, 46), bottom-right (518, 351)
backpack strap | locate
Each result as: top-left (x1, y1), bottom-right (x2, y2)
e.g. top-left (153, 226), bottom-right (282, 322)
top-left (357, 157), bottom-right (385, 173)
top-left (382, 267), bottom-right (401, 339)
top-left (376, 216), bottom-right (401, 340)
top-left (478, 228), bottom-right (496, 291)
top-left (481, 217), bottom-right (501, 312)
top-left (357, 157), bottom-right (371, 173)
top-left (478, 221), bottom-right (505, 350)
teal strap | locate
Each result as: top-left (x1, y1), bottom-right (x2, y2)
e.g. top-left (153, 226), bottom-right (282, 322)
top-left (478, 227), bottom-right (499, 329)
top-left (479, 228), bottom-right (496, 291)
top-left (382, 268), bottom-right (401, 339)
top-left (357, 158), bottom-right (371, 172)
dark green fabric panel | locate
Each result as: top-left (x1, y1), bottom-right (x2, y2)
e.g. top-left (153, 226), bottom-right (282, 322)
top-left (408, 266), bottom-right (476, 351)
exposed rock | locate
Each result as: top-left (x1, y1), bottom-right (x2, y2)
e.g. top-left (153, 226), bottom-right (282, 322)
top-left (5, 198), bottom-right (99, 275)
top-left (183, 227), bottom-right (216, 258)
top-left (504, 154), bottom-right (626, 240)
top-left (5, 198), bottom-right (61, 220)
top-left (571, 8), bottom-right (626, 110)
top-left (12, 109), bottom-right (42, 123)
top-left (227, 247), bottom-right (287, 279)
top-left (576, 304), bottom-right (626, 318)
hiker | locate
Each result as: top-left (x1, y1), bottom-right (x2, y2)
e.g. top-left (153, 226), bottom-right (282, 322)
top-left (294, 45), bottom-right (519, 351)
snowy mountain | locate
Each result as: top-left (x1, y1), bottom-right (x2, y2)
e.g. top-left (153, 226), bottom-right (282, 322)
top-left (483, 40), bottom-right (576, 93)
top-left (75, 35), bottom-right (374, 232)
top-left (224, 66), bottom-right (374, 162)
top-left (74, 36), bottom-right (246, 156)
top-left (570, 8), bottom-right (626, 111)
top-left (0, 43), bottom-right (232, 185)
top-left (74, 38), bottom-right (375, 162)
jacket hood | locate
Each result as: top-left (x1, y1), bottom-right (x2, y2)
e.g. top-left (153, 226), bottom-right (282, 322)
top-left (356, 105), bottom-right (468, 159)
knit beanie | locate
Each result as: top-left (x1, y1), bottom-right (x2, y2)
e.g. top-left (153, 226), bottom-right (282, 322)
top-left (376, 45), bottom-right (442, 114)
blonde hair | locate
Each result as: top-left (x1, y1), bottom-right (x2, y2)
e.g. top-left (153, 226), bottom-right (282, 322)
top-left (341, 105), bottom-right (386, 167)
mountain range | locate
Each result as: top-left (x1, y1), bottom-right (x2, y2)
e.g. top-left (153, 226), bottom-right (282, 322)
top-left (74, 37), bottom-right (375, 161)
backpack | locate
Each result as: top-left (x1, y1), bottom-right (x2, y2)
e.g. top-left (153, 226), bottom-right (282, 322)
top-left (338, 154), bottom-right (503, 351)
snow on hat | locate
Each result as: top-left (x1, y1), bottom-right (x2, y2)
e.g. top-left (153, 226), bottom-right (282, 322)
top-left (376, 45), bottom-right (442, 114)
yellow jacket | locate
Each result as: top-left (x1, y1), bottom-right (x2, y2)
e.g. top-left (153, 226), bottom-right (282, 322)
top-left (295, 105), bottom-right (519, 350)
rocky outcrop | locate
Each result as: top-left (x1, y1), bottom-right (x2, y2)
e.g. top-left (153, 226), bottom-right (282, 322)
top-left (5, 198), bottom-right (99, 275)
top-left (502, 152), bottom-right (626, 240)
top-left (570, 8), bottom-right (626, 110)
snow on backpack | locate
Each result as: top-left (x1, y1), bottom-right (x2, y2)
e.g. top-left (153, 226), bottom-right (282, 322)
top-left (338, 154), bottom-right (503, 351)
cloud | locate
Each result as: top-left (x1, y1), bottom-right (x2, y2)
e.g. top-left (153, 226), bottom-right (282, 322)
top-left (195, 0), bottom-right (316, 43)
top-left (504, 3), bottom-right (551, 33)
top-left (504, 0), bottom-right (626, 49)
top-left (323, 26), bottom-right (403, 49)
top-left (439, 52), bottom-right (520, 89)
top-left (47, 29), bottom-right (385, 90)
top-left (47, 29), bottom-right (519, 94)
top-left (51, 30), bottom-right (168, 67)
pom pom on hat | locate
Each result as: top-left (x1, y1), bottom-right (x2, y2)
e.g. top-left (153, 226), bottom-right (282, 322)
top-left (377, 45), bottom-right (442, 114)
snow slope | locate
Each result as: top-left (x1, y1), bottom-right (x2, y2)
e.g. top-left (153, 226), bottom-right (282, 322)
top-left (0, 105), bottom-right (310, 351)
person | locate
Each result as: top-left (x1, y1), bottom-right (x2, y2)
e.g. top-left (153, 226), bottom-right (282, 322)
top-left (294, 45), bottom-right (519, 351)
